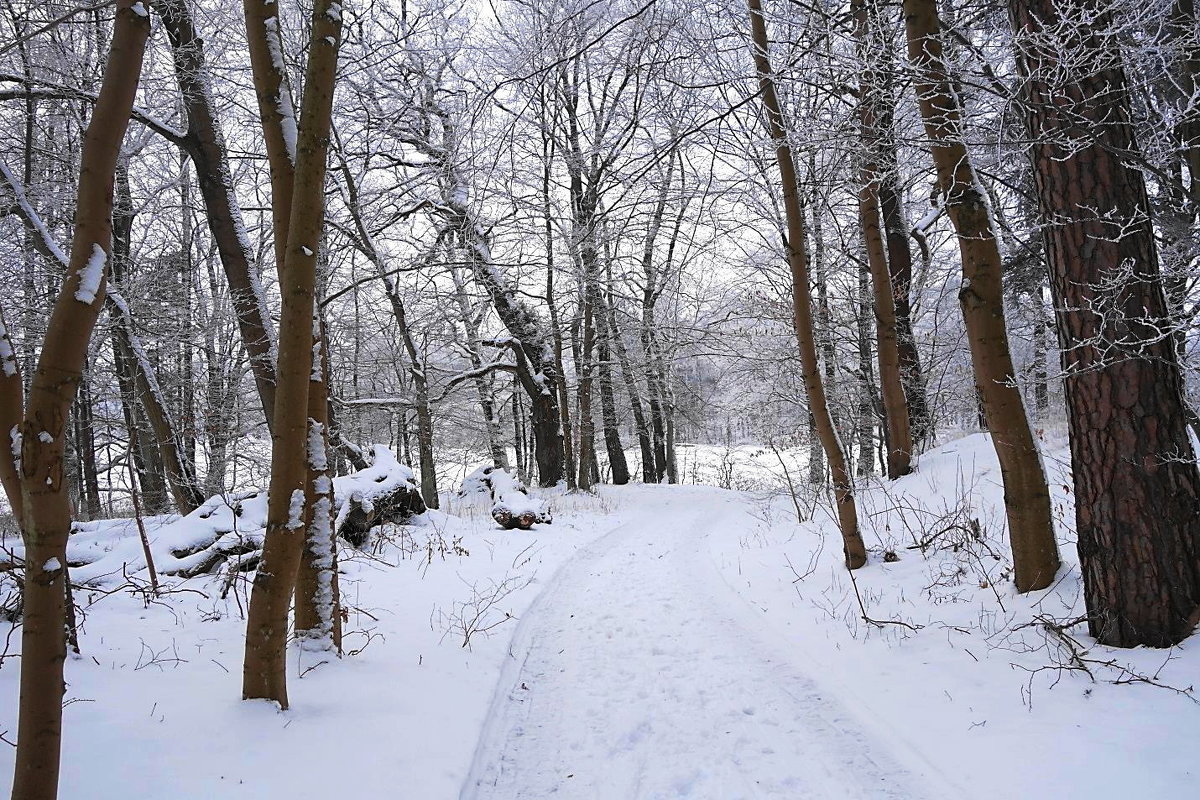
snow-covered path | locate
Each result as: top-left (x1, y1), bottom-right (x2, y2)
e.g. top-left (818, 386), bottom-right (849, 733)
top-left (461, 486), bottom-right (941, 799)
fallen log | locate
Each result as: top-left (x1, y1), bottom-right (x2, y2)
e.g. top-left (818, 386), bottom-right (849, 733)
top-left (462, 466), bottom-right (551, 530)
top-left (57, 445), bottom-right (424, 585)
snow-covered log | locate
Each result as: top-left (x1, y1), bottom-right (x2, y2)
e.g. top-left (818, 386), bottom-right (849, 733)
top-left (334, 446), bottom-right (426, 546)
top-left (56, 446), bottom-right (423, 585)
top-left (462, 466), bottom-right (551, 530)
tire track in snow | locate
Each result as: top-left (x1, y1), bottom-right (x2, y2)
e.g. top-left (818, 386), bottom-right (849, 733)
top-left (460, 486), bottom-right (941, 799)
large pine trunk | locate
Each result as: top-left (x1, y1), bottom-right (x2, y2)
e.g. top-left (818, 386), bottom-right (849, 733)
top-left (7, 5), bottom-right (150, 798)
top-left (903, 0), bottom-right (1059, 592)
top-left (748, 0), bottom-right (867, 569)
top-left (1010, 0), bottom-right (1200, 646)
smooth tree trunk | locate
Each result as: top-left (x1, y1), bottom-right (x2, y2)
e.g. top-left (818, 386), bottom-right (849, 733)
top-left (607, 298), bottom-right (654, 482)
top-left (879, 178), bottom-right (931, 445)
top-left (903, 0), bottom-right (1059, 591)
top-left (242, 0), bottom-right (342, 708)
top-left (295, 307), bottom-right (342, 653)
top-left (595, 284), bottom-right (629, 485)
top-left (871, 13), bottom-right (930, 447)
top-left (856, 262), bottom-right (876, 479)
top-left (853, 0), bottom-right (912, 479)
top-left (748, 0), bottom-right (867, 569)
top-left (1009, 0), bottom-right (1200, 645)
top-left (576, 289), bottom-right (597, 490)
top-left (8, 5), bottom-right (150, 798)
top-left (540, 132), bottom-right (578, 489)
top-left (73, 373), bottom-right (102, 519)
top-left (0, 304), bottom-right (22, 528)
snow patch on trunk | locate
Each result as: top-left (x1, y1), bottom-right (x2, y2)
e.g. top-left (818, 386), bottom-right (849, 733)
top-left (74, 244), bottom-right (107, 304)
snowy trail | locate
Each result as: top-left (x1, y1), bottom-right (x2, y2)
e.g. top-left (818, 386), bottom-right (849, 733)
top-left (461, 486), bottom-right (942, 800)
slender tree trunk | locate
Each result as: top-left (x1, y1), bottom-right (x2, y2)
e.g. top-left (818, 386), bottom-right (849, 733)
top-left (1033, 299), bottom-right (1050, 415)
top-left (242, 0), bottom-right (342, 708)
top-left (903, 0), bottom-right (1059, 591)
top-left (9, 5), bottom-right (149, 798)
top-left (576, 287), bottom-right (596, 490)
top-left (109, 172), bottom-right (167, 510)
top-left (109, 164), bottom-right (202, 514)
top-left (854, 0), bottom-right (912, 479)
top-left (512, 383), bottom-right (527, 484)
top-left (872, 24), bottom-right (930, 447)
top-left (111, 327), bottom-right (167, 511)
top-left (178, 160), bottom-right (196, 466)
top-left (748, 0), bottom-right (867, 569)
top-left (0, 303), bottom-right (23, 527)
top-left (158, 0), bottom-right (278, 427)
top-left (594, 282), bottom-right (629, 485)
top-left (73, 372), bottom-right (102, 519)
top-left (607, 298), bottom-right (654, 482)
top-left (1009, 0), bottom-right (1200, 645)
top-left (108, 295), bottom-right (204, 514)
top-left (376, 270), bottom-right (438, 509)
top-left (295, 306), bottom-right (341, 653)
top-left (541, 134), bottom-right (577, 489)
top-left (811, 184), bottom-right (843, 461)
top-left (856, 261), bottom-right (876, 479)
top-left (879, 177), bottom-right (930, 444)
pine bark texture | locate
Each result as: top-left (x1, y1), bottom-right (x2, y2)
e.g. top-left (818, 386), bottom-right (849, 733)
top-left (1010, 0), bottom-right (1200, 646)
top-left (10, 4), bottom-right (150, 798)
top-left (748, 0), bottom-right (867, 569)
top-left (903, 0), bottom-right (1059, 591)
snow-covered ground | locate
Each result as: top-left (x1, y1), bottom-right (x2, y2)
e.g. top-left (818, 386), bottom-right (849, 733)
top-left (0, 433), bottom-right (1196, 798)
